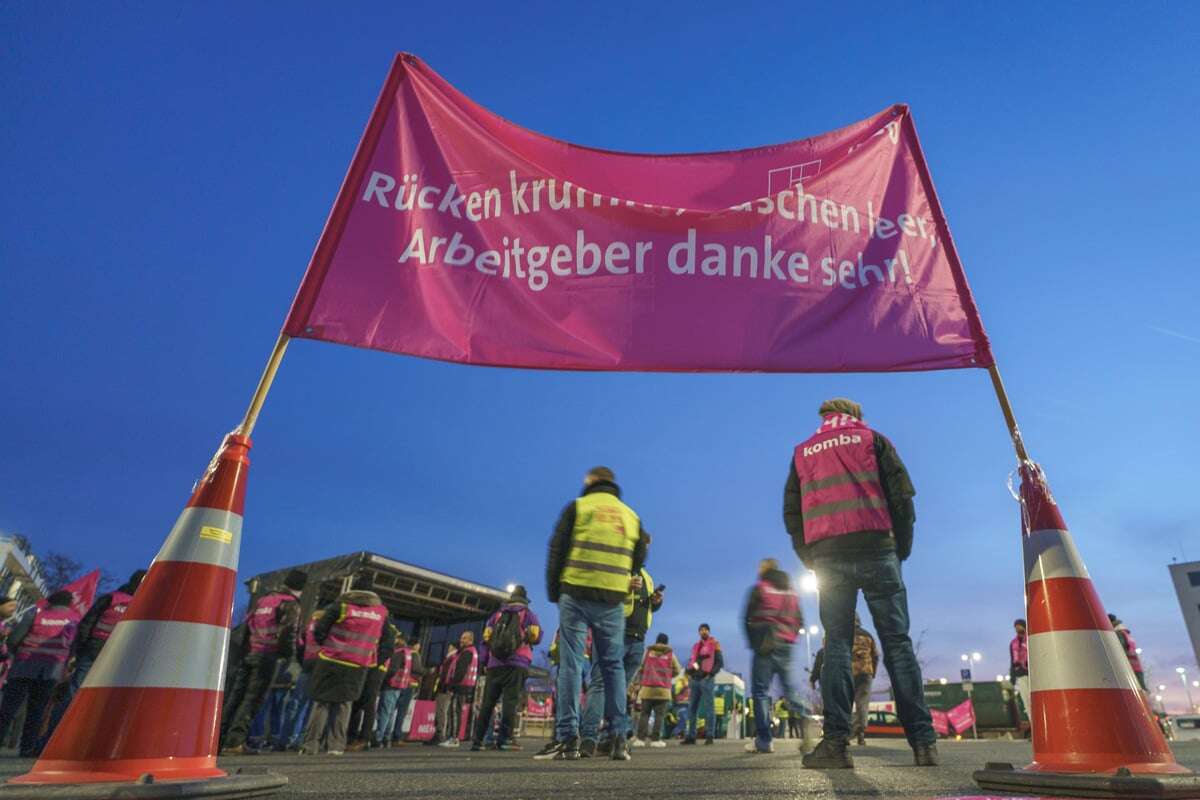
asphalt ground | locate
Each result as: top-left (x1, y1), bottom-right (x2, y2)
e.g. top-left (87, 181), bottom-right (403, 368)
top-left (0, 738), bottom-right (1198, 799)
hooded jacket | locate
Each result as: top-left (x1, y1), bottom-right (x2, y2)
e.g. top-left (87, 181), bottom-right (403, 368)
top-left (546, 480), bottom-right (649, 606)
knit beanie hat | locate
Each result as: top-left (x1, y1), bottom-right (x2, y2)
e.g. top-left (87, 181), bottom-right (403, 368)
top-left (284, 569), bottom-right (308, 592)
top-left (819, 398), bottom-right (862, 419)
top-left (656, 633), bottom-right (669, 645)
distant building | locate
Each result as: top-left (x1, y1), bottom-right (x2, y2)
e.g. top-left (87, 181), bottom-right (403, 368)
top-left (1169, 560), bottom-right (1200, 669)
top-left (0, 536), bottom-right (48, 612)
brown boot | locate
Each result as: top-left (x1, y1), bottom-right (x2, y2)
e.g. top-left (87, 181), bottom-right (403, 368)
top-left (346, 740), bottom-right (369, 752)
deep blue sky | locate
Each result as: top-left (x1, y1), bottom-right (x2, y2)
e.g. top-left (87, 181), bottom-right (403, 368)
top-left (4, 4), bottom-right (1199, 709)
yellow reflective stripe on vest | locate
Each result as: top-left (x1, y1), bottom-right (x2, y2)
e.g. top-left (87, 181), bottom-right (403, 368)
top-left (561, 493), bottom-right (639, 594)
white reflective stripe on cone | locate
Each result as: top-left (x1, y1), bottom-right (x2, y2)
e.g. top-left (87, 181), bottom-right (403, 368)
top-left (81, 620), bottom-right (228, 692)
top-left (152, 506), bottom-right (243, 571)
top-left (1028, 629), bottom-right (1141, 693)
top-left (1024, 528), bottom-right (1090, 583)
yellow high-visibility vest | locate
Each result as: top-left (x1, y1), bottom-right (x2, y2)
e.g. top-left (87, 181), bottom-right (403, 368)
top-left (560, 492), bottom-right (640, 595)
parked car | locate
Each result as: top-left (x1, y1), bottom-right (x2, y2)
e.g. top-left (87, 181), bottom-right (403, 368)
top-left (865, 708), bottom-right (906, 739)
top-left (1170, 714), bottom-right (1200, 742)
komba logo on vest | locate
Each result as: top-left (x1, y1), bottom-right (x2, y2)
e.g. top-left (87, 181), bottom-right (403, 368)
top-left (348, 608), bottom-right (383, 621)
top-left (39, 618), bottom-right (70, 627)
top-left (802, 433), bottom-right (863, 457)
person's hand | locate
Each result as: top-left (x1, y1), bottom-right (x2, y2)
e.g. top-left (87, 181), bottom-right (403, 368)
top-left (629, 574), bottom-right (644, 592)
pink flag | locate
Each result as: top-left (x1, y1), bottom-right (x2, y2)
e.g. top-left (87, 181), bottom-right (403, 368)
top-left (946, 698), bottom-right (977, 733)
top-left (284, 54), bottom-right (992, 373)
top-left (38, 569), bottom-right (100, 617)
top-left (931, 708), bottom-right (951, 736)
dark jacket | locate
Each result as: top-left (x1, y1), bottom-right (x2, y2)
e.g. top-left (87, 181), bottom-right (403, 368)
top-left (810, 647), bottom-right (825, 687)
top-left (624, 569), bottom-right (662, 642)
top-left (742, 568), bottom-right (803, 653)
top-left (309, 590), bottom-right (395, 703)
top-left (783, 431), bottom-right (916, 566)
top-left (546, 480), bottom-right (649, 605)
top-left (75, 577), bottom-right (141, 659)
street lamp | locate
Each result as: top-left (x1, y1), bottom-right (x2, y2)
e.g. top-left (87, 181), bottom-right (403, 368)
top-left (939, 678), bottom-right (948, 685)
top-left (1178, 667), bottom-right (1195, 712)
top-left (800, 572), bottom-right (819, 594)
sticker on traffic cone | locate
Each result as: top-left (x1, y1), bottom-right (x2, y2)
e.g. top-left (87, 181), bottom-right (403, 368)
top-left (7, 434), bottom-right (286, 799)
top-left (974, 463), bottom-right (1200, 799)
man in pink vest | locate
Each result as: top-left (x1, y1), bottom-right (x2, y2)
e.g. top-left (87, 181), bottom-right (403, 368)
top-left (1109, 613), bottom-right (1147, 691)
top-left (303, 574), bottom-right (393, 755)
top-left (784, 398), bottom-right (937, 769)
top-left (633, 633), bottom-right (680, 746)
top-left (221, 568), bottom-right (306, 753)
top-left (39, 568), bottom-right (147, 747)
top-left (1009, 618), bottom-right (1030, 720)
top-left (682, 623), bottom-right (723, 745)
top-left (438, 630), bottom-right (479, 747)
top-left (743, 558), bottom-right (806, 753)
top-left (0, 590), bottom-right (80, 757)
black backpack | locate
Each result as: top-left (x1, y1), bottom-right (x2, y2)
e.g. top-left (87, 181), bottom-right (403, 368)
top-left (489, 608), bottom-right (524, 661)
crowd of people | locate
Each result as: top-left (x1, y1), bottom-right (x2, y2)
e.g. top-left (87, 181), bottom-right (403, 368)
top-left (0, 396), bottom-right (1158, 769)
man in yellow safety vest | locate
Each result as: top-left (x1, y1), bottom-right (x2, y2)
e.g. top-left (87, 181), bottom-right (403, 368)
top-left (534, 466), bottom-right (648, 763)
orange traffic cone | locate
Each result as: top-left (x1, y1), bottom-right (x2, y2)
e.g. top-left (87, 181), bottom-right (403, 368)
top-left (974, 463), bottom-right (1200, 798)
top-left (8, 434), bottom-right (286, 798)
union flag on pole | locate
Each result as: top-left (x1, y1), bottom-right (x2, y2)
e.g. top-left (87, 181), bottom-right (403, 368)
top-left (37, 569), bottom-right (100, 618)
top-left (284, 54), bottom-right (992, 373)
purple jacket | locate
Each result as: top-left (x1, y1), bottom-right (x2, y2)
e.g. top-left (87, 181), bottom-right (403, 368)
top-left (484, 602), bottom-right (542, 669)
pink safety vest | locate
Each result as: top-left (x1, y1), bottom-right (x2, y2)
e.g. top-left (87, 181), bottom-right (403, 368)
top-left (793, 415), bottom-right (893, 543)
top-left (1118, 627), bottom-right (1143, 672)
top-left (1010, 635), bottom-right (1028, 671)
top-left (302, 617), bottom-right (322, 664)
top-left (91, 591), bottom-right (134, 642)
top-left (387, 646), bottom-right (414, 690)
top-left (18, 605), bottom-right (81, 665)
top-left (690, 638), bottom-right (719, 674)
top-left (448, 645), bottom-right (479, 688)
top-left (247, 592), bottom-right (297, 655)
top-left (641, 649), bottom-right (675, 688)
top-left (748, 580), bottom-right (802, 643)
top-left (320, 602), bottom-right (387, 668)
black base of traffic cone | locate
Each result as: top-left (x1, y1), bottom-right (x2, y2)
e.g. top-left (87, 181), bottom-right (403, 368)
top-left (0, 767), bottom-right (286, 799)
top-left (974, 761), bottom-right (1200, 799)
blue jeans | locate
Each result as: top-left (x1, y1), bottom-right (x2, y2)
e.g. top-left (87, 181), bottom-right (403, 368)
top-left (686, 676), bottom-right (715, 740)
top-left (376, 689), bottom-right (401, 742)
top-left (581, 637), bottom-right (644, 740)
top-left (751, 644), bottom-right (805, 750)
top-left (555, 594), bottom-right (627, 742)
top-left (671, 704), bottom-right (689, 737)
top-left (390, 688), bottom-right (414, 741)
top-left (814, 551), bottom-right (934, 747)
top-left (277, 673), bottom-right (311, 747)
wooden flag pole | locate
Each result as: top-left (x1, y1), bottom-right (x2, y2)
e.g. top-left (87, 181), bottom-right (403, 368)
top-left (237, 333), bottom-right (291, 438)
top-left (986, 363), bottom-right (1029, 464)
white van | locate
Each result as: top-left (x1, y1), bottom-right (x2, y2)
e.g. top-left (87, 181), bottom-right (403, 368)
top-left (1170, 714), bottom-right (1200, 742)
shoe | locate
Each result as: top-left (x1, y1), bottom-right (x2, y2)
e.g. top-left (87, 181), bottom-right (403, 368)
top-left (497, 741), bottom-right (522, 751)
top-left (681, 737), bottom-right (697, 746)
top-left (578, 738), bottom-right (597, 758)
top-left (438, 739), bottom-right (459, 748)
top-left (533, 738), bottom-right (580, 761)
top-left (327, 750), bottom-right (344, 756)
top-left (424, 738), bottom-right (441, 747)
top-left (913, 743), bottom-right (939, 767)
top-left (857, 734), bottom-right (866, 746)
top-left (649, 740), bottom-right (667, 748)
top-left (704, 737), bottom-right (714, 745)
top-left (745, 741), bottom-right (775, 753)
top-left (470, 741), bottom-right (483, 751)
top-left (629, 737), bottom-right (646, 748)
top-left (802, 738), bottom-right (854, 769)
top-left (596, 738), bottom-right (614, 756)
top-left (610, 736), bottom-right (631, 761)
top-left (219, 744), bottom-right (248, 756)
top-left (346, 741), bottom-right (368, 752)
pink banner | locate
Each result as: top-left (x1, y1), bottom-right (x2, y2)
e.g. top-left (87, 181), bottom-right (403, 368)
top-left (931, 708), bottom-right (950, 737)
top-left (284, 54), bottom-right (992, 373)
top-left (38, 570), bottom-right (100, 618)
top-left (946, 699), bottom-right (976, 733)
top-left (406, 699), bottom-right (437, 742)
top-left (526, 696), bottom-right (552, 718)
